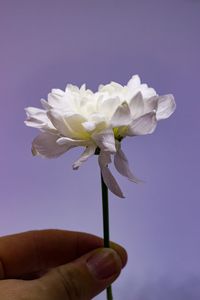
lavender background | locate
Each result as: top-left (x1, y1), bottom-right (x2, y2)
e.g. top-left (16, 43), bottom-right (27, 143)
top-left (0, 0), bottom-right (200, 299)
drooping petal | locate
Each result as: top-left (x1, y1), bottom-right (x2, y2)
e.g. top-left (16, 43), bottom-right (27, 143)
top-left (111, 102), bottom-right (132, 127)
top-left (129, 92), bottom-right (144, 118)
top-left (72, 144), bottom-right (96, 170)
top-left (101, 167), bottom-right (125, 198)
top-left (32, 133), bottom-right (72, 158)
top-left (92, 128), bottom-right (116, 153)
top-left (156, 94), bottom-right (176, 120)
top-left (127, 112), bottom-right (157, 136)
top-left (114, 148), bottom-right (140, 183)
top-left (98, 151), bottom-right (124, 198)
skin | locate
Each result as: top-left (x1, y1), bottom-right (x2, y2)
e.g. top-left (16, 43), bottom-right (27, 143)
top-left (0, 229), bottom-right (127, 300)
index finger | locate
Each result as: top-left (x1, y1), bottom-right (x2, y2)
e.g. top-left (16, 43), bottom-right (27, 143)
top-left (0, 229), bottom-right (103, 279)
top-left (0, 229), bottom-right (127, 280)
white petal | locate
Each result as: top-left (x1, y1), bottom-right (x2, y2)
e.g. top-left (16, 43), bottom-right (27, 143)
top-left (56, 137), bottom-right (87, 146)
top-left (25, 107), bottom-right (45, 116)
top-left (101, 167), bottom-right (125, 198)
top-left (127, 75), bottom-right (141, 89)
top-left (47, 89), bottom-right (65, 107)
top-left (141, 86), bottom-right (157, 99)
top-left (98, 150), bottom-right (112, 168)
top-left (129, 92), bottom-right (144, 118)
top-left (111, 102), bottom-right (132, 127)
top-left (25, 107), bottom-right (56, 132)
top-left (40, 98), bottom-right (52, 110)
top-left (143, 96), bottom-right (158, 114)
top-left (127, 112), bottom-right (157, 136)
top-left (156, 94), bottom-right (176, 120)
top-left (47, 109), bottom-right (74, 137)
top-left (64, 114), bottom-right (89, 139)
top-left (98, 151), bottom-right (124, 198)
top-left (98, 97), bottom-right (121, 118)
top-left (72, 144), bottom-right (96, 170)
top-left (32, 133), bottom-right (72, 158)
top-left (92, 128), bottom-right (116, 153)
top-left (82, 121), bottom-right (96, 132)
top-left (114, 148), bottom-right (140, 183)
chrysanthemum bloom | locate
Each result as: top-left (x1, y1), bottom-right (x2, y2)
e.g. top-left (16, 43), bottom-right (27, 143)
top-left (25, 75), bottom-right (176, 197)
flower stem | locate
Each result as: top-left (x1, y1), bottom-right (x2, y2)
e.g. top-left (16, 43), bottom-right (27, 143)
top-left (101, 172), bottom-right (113, 300)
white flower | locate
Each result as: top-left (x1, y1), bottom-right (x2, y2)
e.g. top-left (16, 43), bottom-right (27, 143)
top-left (25, 75), bottom-right (176, 198)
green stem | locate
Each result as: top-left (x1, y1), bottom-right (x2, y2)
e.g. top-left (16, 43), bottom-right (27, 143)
top-left (101, 172), bottom-right (113, 300)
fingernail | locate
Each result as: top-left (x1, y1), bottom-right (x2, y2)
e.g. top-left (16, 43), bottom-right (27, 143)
top-left (86, 248), bottom-right (122, 280)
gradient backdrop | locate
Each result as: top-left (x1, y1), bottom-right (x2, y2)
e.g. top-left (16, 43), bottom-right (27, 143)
top-left (0, 1), bottom-right (200, 299)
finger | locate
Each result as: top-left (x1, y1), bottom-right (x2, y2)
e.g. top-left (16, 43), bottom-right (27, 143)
top-left (38, 247), bottom-right (127, 300)
top-left (0, 229), bottom-right (127, 280)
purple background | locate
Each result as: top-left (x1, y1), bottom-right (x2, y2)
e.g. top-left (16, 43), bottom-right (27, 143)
top-left (0, 0), bottom-right (200, 299)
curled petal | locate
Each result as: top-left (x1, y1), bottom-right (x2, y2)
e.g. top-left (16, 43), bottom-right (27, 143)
top-left (99, 151), bottom-right (124, 198)
top-left (127, 112), bottom-right (157, 136)
top-left (32, 133), bottom-right (72, 158)
top-left (72, 144), bottom-right (96, 170)
top-left (92, 128), bottom-right (116, 153)
top-left (156, 94), bottom-right (176, 120)
top-left (111, 102), bottom-right (132, 127)
top-left (114, 148), bottom-right (140, 183)
top-left (56, 137), bottom-right (87, 146)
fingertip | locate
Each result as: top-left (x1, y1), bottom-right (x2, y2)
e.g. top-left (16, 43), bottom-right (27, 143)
top-left (110, 242), bottom-right (128, 268)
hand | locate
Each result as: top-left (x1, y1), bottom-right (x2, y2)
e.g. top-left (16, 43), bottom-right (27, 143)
top-left (0, 229), bottom-right (127, 299)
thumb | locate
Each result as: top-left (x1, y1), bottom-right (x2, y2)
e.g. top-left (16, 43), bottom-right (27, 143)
top-left (38, 247), bottom-right (127, 300)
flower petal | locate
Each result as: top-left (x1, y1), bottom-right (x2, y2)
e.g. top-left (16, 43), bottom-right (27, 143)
top-left (127, 75), bottom-right (141, 89)
top-left (72, 144), bottom-right (96, 170)
top-left (98, 151), bottom-right (124, 198)
top-left (40, 98), bottom-right (52, 110)
top-left (25, 107), bottom-right (56, 132)
top-left (47, 109), bottom-right (75, 137)
top-left (143, 95), bottom-right (158, 114)
top-left (111, 102), bottom-right (132, 127)
top-left (92, 128), bottom-right (116, 153)
top-left (129, 92), bottom-right (144, 118)
top-left (56, 137), bottom-right (87, 146)
top-left (114, 148), bottom-right (140, 183)
top-left (47, 89), bottom-right (65, 107)
top-left (156, 94), bottom-right (176, 120)
top-left (82, 121), bottom-right (96, 132)
top-left (63, 114), bottom-right (90, 140)
top-left (127, 112), bottom-right (157, 136)
top-left (32, 133), bottom-right (72, 158)
top-left (98, 97), bottom-right (121, 119)
top-left (101, 167), bottom-right (125, 198)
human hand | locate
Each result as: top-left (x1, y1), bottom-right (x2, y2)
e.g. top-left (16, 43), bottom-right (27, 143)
top-left (0, 229), bottom-right (127, 299)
